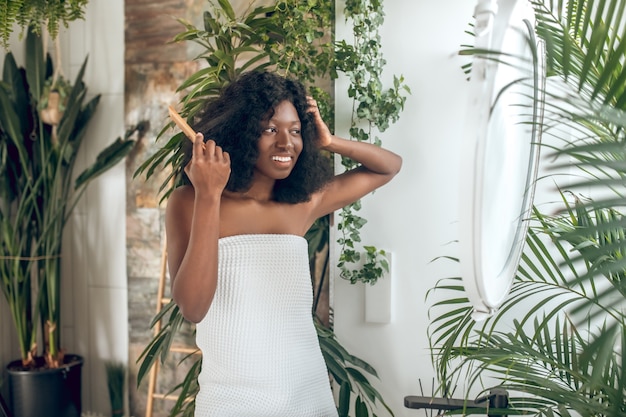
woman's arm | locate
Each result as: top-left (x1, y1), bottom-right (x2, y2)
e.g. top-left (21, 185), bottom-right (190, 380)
top-left (307, 98), bottom-right (403, 220)
top-left (166, 134), bottom-right (230, 323)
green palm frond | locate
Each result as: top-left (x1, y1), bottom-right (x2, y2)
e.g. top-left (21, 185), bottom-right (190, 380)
top-left (429, 202), bottom-right (626, 413)
top-left (429, 1), bottom-right (626, 415)
top-left (456, 318), bottom-right (622, 416)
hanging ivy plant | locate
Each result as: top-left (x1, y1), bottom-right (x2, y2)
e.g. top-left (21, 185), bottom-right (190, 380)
top-left (0, 0), bottom-right (89, 48)
top-left (335, 0), bottom-right (409, 285)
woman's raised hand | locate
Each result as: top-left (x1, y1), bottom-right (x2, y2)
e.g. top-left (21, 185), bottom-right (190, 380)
top-left (306, 96), bottom-right (333, 149)
top-left (185, 133), bottom-right (231, 196)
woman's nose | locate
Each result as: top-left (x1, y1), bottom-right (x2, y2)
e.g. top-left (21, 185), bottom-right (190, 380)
top-left (276, 131), bottom-right (293, 149)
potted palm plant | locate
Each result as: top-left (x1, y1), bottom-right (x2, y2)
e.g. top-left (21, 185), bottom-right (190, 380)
top-left (0, 29), bottom-right (136, 417)
top-left (428, 0), bottom-right (626, 415)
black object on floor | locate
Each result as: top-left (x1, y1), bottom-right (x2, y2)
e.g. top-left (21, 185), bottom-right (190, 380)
top-left (404, 388), bottom-right (509, 417)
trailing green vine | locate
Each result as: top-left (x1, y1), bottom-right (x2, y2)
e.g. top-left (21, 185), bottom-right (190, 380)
top-left (0, 0), bottom-right (89, 48)
top-left (335, 0), bottom-right (409, 285)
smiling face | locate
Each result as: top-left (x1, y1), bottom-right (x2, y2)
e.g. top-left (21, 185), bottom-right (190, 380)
top-left (253, 100), bottom-right (304, 182)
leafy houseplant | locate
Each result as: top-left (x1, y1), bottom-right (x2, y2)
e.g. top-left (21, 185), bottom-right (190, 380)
top-left (134, 0), bottom-right (406, 415)
top-left (334, 0), bottom-right (408, 285)
top-left (428, 0), bottom-right (626, 415)
top-left (0, 28), bottom-right (136, 415)
top-left (105, 361), bottom-right (126, 417)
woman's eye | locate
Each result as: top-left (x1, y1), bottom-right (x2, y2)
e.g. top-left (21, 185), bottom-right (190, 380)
top-left (291, 129), bottom-right (301, 135)
top-left (264, 127), bottom-right (277, 133)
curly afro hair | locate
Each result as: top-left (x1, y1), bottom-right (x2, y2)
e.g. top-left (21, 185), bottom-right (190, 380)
top-left (180, 71), bottom-right (333, 203)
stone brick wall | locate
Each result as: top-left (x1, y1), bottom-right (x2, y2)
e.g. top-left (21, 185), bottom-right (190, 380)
top-left (124, 1), bottom-right (203, 416)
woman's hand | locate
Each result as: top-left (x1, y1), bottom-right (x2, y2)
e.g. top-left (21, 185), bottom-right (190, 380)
top-left (307, 96), bottom-right (333, 149)
top-left (168, 132), bottom-right (228, 323)
top-left (184, 133), bottom-right (231, 196)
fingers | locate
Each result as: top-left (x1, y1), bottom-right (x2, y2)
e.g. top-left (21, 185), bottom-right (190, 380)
top-left (305, 97), bottom-right (326, 127)
top-left (192, 133), bottom-right (205, 155)
top-left (191, 135), bottom-right (229, 163)
top-left (203, 137), bottom-right (215, 156)
top-left (303, 97), bottom-right (332, 148)
top-left (186, 134), bottom-right (204, 175)
top-left (203, 140), bottom-right (228, 161)
top-left (185, 137), bottom-right (229, 177)
top-left (306, 96), bottom-right (318, 113)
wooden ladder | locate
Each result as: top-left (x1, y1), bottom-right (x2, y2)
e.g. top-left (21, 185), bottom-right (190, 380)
top-left (144, 235), bottom-right (199, 417)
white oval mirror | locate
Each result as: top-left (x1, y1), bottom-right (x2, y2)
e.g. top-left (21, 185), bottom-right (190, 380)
top-left (459, 0), bottom-right (546, 320)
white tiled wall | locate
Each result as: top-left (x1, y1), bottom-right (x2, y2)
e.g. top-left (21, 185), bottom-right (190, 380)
top-left (0, 1), bottom-right (129, 415)
top-left (59, 0), bottom-right (129, 414)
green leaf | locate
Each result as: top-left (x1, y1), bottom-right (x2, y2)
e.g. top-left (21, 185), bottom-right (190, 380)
top-left (74, 137), bottom-right (135, 189)
top-left (0, 80), bottom-right (23, 146)
top-left (354, 396), bottom-right (369, 417)
top-left (337, 381), bottom-right (351, 417)
top-left (136, 330), bottom-right (169, 386)
top-left (24, 29), bottom-right (45, 105)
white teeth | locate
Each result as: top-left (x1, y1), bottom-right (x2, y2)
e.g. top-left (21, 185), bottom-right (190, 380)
top-left (272, 156), bottom-right (291, 162)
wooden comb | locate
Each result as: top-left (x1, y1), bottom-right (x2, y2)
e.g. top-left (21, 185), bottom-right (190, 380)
top-left (168, 105), bottom-right (196, 143)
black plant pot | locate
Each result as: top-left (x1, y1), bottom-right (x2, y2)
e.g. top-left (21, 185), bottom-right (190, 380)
top-left (6, 354), bottom-right (84, 417)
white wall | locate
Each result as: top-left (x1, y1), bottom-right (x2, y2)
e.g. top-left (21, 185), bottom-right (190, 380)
top-left (332, 1), bottom-right (477, 416)
top-left (61, 1), bottom-right (129, 414)
top-left (0, 1), bottom-right (128, 415)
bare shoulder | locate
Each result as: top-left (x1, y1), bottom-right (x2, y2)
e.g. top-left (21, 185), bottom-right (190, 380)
top-left (166, 185), bottom-right (195, 223)
top-left (168, 185), bottom-right (194, 206)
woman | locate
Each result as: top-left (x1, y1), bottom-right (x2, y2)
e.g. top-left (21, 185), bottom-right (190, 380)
top-left (166, 71), bottom-right (402, 416)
